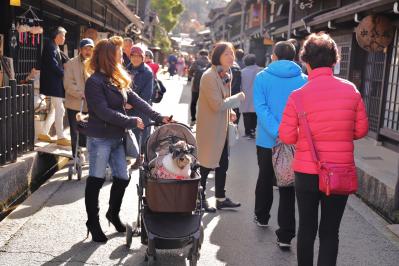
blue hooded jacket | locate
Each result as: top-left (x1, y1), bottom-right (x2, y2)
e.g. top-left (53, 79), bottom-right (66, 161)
top-left (253, 60), bottom-right (307, 148)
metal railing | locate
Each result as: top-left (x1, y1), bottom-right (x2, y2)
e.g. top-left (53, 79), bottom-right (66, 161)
top-left (0, 80), bottom-right (35, 166)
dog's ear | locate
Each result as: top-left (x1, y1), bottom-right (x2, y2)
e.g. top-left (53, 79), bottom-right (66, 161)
top-left (187, 144), bottom-right (195, 154)
top-left (169, 145), bottom-right (174, 154)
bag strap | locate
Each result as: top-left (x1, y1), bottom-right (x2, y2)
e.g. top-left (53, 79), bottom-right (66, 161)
top-left (292, 93), bottom-right (321, 165)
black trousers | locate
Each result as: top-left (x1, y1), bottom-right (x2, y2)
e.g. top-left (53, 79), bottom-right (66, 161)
top-left (190, 91), bottom-right (199, 122)
top-left (67, 109), bottom-right (87, 158)
top-left (233, 108), bottom-right (241, 125)
top-left (295, 172), bottom-right (348, 266)
top-left (242, 112), bottom-right (257, 135)
top-left (200, 141), bottom-right (228, 199)
top-left (255, 146), bottom-right (296, 242)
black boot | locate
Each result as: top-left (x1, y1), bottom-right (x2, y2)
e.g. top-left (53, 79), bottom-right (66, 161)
top-left (106, 178), bottom-right (129, 233)
top-left (85, 176), bottom-right (107, 243)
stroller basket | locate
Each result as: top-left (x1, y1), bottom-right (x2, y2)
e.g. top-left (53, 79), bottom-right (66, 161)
top-left (146, 177), bottom-right (200, 213)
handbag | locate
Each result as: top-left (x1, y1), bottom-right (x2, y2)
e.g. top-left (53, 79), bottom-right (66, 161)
top-left (272, 139), bottom-right (295, 187)
top-left (293, 93), bottom-right (358, 196)
top-left (121, 97), bottom-right (139, 159)
top-left (228, 122), bottom-right (239, 147)
top-left (124, 128), bottom-right (139, 159)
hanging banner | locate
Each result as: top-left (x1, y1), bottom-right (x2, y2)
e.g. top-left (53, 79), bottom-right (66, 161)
top-left (355, 15), bottom-right (394, 53)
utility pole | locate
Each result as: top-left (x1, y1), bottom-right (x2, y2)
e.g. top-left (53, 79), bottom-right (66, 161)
top-left (260, 0), bottom-right (264, 36)
top-left (223, 16), bottom-right (226, 40)
top-left (239, 0), bottom-right (245, 49)
top-left (288, 0), bottom-right (293, 39)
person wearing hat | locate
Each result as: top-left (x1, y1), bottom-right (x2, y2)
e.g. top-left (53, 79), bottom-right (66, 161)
top-left (64, 38), bottom-right (94, 159)
top-left (125, 45), bottom-right (154, 152)
top-left (123, 38), bottom-right (134, 70)
top-left (144, 50), bottom-right (159, 79)
top-left (39, 26), bottom-right (70, 146)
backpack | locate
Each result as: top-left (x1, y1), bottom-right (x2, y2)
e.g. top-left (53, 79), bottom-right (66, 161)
top-left (152, 79), bottom-right (166, 103)
top-left (193, 64), bottom-right (210, 91)
top-left (230, 65), bottom-right (241, 95)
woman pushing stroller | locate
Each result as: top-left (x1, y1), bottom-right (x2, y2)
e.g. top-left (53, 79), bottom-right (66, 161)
top-left (84, 36), bottom-right (172, 243)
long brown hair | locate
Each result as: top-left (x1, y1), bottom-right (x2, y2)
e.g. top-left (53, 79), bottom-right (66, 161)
top-left (86, 36), bottom-right (131, 90)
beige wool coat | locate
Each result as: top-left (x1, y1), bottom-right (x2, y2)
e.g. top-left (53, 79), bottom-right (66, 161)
top-left (196, 66), bottom-right (244, 169)
top-left (64, 55), bottom-right (88, 112)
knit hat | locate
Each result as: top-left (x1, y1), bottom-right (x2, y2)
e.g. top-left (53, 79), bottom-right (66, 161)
top-left (145, 50), bottom-right (154, 59)
top-left (130, 46), bottom-right (145, 59)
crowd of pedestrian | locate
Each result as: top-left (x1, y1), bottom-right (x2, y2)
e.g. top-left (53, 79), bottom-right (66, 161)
top-left (188, 32), bottom-right (369, 266)
top-left (37, 26), bottom-right (369, 266)
top-left (36, 27), bottom-right (173, 243)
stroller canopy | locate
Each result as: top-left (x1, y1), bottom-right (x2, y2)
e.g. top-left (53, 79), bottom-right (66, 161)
top-left (146, 123), bottom-right (197, 162)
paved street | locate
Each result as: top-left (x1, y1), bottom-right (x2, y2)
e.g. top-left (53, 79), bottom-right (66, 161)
top-left (0, 77), bottom-right (399, 266)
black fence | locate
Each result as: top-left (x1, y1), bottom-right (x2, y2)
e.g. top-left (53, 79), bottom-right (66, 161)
top-left (0, 80), bottom-right (35, 166)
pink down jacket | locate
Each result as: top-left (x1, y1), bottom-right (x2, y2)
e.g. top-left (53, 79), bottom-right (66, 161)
top-left (279, 67), bottom-right (369, 174)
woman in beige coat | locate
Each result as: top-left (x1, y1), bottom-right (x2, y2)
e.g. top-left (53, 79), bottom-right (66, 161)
top-left (196, 42), bottom-right (245, 212)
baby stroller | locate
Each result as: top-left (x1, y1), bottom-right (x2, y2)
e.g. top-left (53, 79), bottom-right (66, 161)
top-left (67, 99), bottom-right (86, 180)
top-left (126, 123), bottom-right (203, 266)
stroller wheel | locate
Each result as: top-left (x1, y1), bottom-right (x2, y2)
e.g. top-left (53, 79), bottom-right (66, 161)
top-left (126, 224), bottom-right (133, 248)
top-left (77, 165), bottom-right (82, 180)
top-left (67, 166), bottom-right (73, 180)
top-left (145, 254), bottom-right (156, 265)
top-left (131, 221), bottom-right (141, 237)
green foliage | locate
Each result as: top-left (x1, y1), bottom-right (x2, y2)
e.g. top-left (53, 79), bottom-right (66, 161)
top-left (150, 0), bottom-right (184, 51)
top-left (151, 0), bottom-right (184, 32)
top-left (153, 27), bottom-right (172, 53)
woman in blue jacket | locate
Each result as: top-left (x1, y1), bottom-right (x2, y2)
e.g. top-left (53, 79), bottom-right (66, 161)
top-left (84, 36), bottom-right (171, 243)
top-left (127, 46), bottom-right (154, 152)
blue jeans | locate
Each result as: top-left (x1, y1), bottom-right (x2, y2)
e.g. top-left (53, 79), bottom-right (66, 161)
top-left (87, 137), bottom-right (129, 180)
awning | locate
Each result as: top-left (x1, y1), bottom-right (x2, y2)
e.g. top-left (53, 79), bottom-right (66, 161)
top-left (43, 0), bottom-right (121, 33)
top-left (43, 0), bottom-right (143, 34)
top-left (309, 0), bottom-right (396, 27)
top-left (271, 0), bottom-right (397, 36)
top-left (109, 0), bottom-right (144, 30)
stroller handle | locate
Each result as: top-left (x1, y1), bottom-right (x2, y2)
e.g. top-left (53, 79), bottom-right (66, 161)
top-left (136, 116), bottom-right (174, 156)
top-left (142, 115), bottom-right (173, 130)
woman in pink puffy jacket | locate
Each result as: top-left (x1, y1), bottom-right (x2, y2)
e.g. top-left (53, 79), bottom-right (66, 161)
top-left (279, 33), bottom-right (369, 266)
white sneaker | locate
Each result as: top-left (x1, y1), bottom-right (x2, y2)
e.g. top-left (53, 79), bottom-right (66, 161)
top-left (277, 240), bottom-right (291, 249)
top-left (254, 216), bottom-right (269, 227)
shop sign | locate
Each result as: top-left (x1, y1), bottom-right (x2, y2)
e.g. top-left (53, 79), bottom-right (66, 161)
top-left (355, 15), bottom-right (394, 53)
top-left (297, 0), bottom-right (314, 10)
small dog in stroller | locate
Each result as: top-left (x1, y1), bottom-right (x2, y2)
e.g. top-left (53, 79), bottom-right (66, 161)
top-left (126, 123), bottom-right (203, 265)
top-left (151, 140), bottom-right (195, 180)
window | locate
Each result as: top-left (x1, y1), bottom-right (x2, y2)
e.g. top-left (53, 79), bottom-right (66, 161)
top-left (363, 51), bottom-right (385, 134)
top-left (383, 29), bottom-right (399, 132)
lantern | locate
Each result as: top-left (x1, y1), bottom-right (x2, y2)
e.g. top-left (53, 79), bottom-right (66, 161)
top-left (355, 15), bottom-right (394, 53)
top-left (10, 0), bottom-right (21, 6)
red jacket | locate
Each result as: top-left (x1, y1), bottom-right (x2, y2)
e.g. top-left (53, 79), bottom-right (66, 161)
top-left (279, 67), bottom-right (369, 174)
top-left (146, 61), bottom-right (160, 79)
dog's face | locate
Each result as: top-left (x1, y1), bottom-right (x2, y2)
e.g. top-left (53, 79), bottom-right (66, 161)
top-left (169, 141), bottom-right (194, 169)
